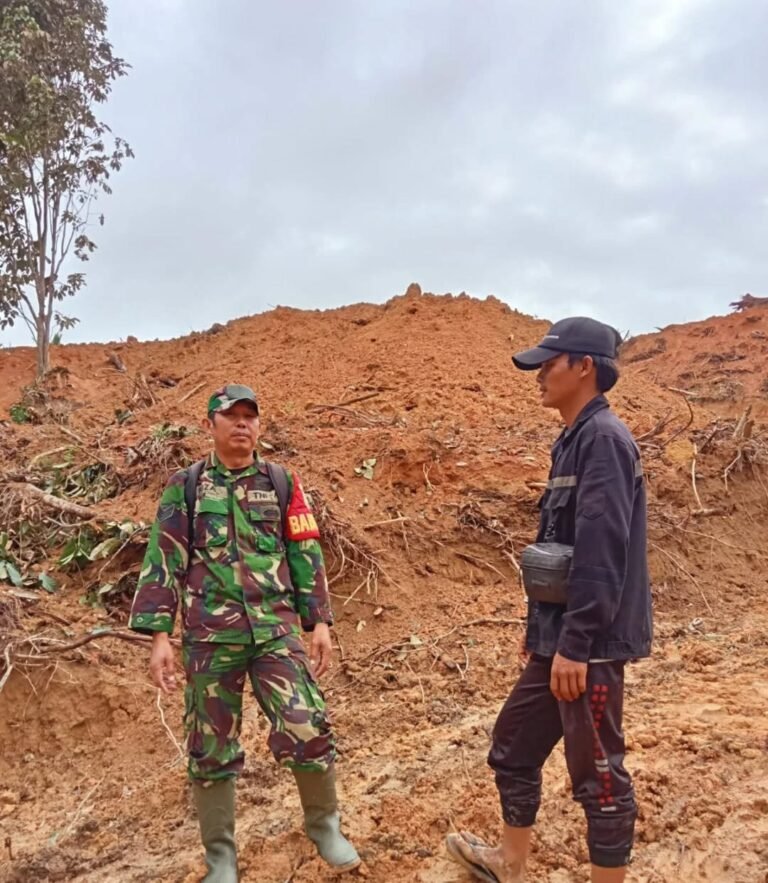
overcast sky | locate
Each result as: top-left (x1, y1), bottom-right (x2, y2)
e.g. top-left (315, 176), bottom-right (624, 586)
top-left (3, 0), bottom-right (768, 347)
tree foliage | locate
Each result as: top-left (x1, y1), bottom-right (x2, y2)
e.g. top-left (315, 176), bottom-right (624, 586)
top-left (0, 0), bottom-right (131, 375)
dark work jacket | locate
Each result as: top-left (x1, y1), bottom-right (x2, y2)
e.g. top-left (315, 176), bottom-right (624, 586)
top-left (525, 395), bottom-right (653, 662)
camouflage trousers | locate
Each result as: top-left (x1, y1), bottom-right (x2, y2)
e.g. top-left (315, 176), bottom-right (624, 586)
top-left (182, 635), bottom-right (336, 781)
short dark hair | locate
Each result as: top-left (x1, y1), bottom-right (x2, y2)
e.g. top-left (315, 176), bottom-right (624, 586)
top-left (567, 352), bottom-right (620, 393)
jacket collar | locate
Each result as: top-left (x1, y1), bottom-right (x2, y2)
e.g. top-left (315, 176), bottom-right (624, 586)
top-left (206, 451), bottom-right (267, 478)
top-left (557, 395), bottom-right (610, 446)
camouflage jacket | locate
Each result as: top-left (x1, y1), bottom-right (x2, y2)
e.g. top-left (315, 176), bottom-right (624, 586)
top-left (129, 453), bottom-right (334, 643)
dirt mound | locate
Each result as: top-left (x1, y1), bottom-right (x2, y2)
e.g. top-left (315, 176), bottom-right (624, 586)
top-left (623, 304), bottom-right (768, 407)
top-left (1, 287), bottom-right (767, 883)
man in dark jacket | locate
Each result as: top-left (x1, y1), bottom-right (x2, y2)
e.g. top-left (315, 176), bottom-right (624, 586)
top-left (447, 318), bottom-right (652, 883)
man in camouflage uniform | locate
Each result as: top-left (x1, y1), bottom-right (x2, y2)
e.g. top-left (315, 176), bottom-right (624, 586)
top-left (129, 383), bottom-right (360, 881)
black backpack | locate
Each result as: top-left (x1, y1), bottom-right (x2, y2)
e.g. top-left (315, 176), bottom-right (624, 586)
top-left (184, 459), bottom-right (291, 550)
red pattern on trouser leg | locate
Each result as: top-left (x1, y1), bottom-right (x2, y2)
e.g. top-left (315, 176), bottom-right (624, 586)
top-left (489, 655), bottom-right (637, 869)
top-left (563, 663), bottom-right (637, 868)
top-left (591, 684), bottom-right (614, 808)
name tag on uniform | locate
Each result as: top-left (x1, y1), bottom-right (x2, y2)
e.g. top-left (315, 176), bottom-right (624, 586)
top-left (201, 485), bottom-right (228, 502)
top-left (247, 490), bottom-right (279, 504)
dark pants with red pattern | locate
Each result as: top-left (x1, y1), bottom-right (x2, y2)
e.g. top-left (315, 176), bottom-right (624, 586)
top-left (488, 654), bottom-right (636, 868)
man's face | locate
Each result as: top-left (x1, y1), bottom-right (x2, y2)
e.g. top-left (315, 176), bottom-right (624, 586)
top-left (537, 353), bottom-right (592, 409)
top-left (205, 401), bottom-right (260, 457)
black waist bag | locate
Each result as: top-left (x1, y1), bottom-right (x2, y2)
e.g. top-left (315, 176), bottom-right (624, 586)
top-left (521, 543), bottom-right (573, 605)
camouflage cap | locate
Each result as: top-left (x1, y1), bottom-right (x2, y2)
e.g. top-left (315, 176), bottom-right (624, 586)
top-left (207, 383), bottom-right (259, 415)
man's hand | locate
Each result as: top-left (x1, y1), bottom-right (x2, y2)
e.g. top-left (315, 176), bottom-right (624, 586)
top-left (149, 633), bottom-right (177, 694)
top-left (309, 623), bottom-right (333, 678)
top-left (517, 631), bottom-right (531, 672)
top-left (550, 652), bottom-right (587, 702)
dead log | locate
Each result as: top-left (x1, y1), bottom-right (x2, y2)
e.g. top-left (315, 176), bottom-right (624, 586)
top-left (8, 481), bottom-right (97, 520)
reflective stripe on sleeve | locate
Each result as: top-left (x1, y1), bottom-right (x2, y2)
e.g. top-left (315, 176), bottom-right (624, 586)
top-left (547, 475), bottom-right (578, 490)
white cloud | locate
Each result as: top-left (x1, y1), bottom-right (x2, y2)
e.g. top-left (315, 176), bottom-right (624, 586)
top-left (620, 213), bottom-right (668, 236)
top-left (535, 124), bottom-right (654, 191)
top-left (312, 233), bottom-right (354, 257)
top-left (4, 0), bottom-right (768, 346)
top-left (618, 0), bottom-right (713, 53)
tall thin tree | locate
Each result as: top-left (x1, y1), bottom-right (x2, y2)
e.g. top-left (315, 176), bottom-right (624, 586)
top-left (0, 0), bottom-right (131, 376)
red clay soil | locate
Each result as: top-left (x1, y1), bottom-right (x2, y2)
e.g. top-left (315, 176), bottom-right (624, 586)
top-left (0, 286), bottom-right (767, 883)
top-left (622, 307), bottom-right (768, 409)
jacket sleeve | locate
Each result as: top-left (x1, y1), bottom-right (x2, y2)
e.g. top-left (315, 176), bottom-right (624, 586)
top-left (557, 433), bottom-right (637, 662)
top-left (284, 470), bottom-right (334, 632)
top-left (128, 470), bottom-right (190, 635)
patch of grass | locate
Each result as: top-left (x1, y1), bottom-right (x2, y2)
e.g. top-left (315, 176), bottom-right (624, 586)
top-left (9, 403), bottom-right (31, 424)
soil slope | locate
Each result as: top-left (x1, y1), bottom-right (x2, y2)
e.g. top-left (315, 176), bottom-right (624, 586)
top-left (0, 286), bottom-right (766, 883)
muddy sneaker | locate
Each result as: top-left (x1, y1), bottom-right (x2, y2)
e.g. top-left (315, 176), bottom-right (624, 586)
top-left (445, 831), bottom-right (525, 883)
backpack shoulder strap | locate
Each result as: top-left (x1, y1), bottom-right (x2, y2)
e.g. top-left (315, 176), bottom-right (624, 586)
top-left (266, 461), bottom-right (290, 537)
top-left (185, 459), bottom-right (206, 552)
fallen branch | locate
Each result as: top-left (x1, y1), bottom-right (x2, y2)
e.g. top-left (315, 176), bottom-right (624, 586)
top-left (667, 386), bottom-right (704, 401)
top-left (723, 406), bottom-right (754, 492)
top-left (460, 745), bottom-right (473, 786)
top-left (329, 591), bottom-right (388, 610)
top-left (428, 645), bottom-right (464, 678)
top-left (357, 617), bottom-right (524, 666)
top-left (650, 542), bottom-right (713, 615)
top-left (57, 425), bottom-right (87, 446)
top-left (723, 450), bottom-right (743, 491)
top-left (19, 628), bottom-right (180, 655)
top-left (433, 617), bottom-right (525, 643)
top-left (307, 404), bottom-right (390, 427)
top-left (697, 422), bottom-right (721, 454)
top-left (457, 501), bottom-right (520, 573)
top-left (733, 405), bottom-right (753, 441)
top-left (313, 490), bottom-right (398, 597)
top-left (342, 574), bottom-right (373, 607)
top-left (635, 410), bottom-right (673, 444)
top-left (690, 443), bottom-right (705, 511)
top-left (157, 690), bottom-right (185, 765)
top-left (8, 481), bottom-right (97, 520)
top-left (665, 388), bottom-right (695, 448)
top-left (397, 508), bottom-right (411, 558)
top-left (329, 616), bottom-right (525, 694)
top-left (454, 550), bottom-right (506, 579)
top-left (0, 646), bottom-right (13, 694)
top-left (404, 658), bottom-right (427, 708)
top-left (0, 629), bottom-right (181, 695)
top-left (178, 380), bottom-right (206, 405)
top-left (362, 515), bottom-right (410, 530)
top-left (29, 446), bottom-right (71, 467)
top-left (309, 391), bottom-right (381, 410)
top-left (58, 779), bottom-right (104, 843)
top-left (672, 524), bottom-right (767, 557)
top-left (54, 426), bottom-right (113, 468)
top-left (501, 548), bottom-right (522, 577)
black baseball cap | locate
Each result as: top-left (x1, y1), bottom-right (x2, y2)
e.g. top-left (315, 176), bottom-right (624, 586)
top-left (512, 317), bottom-right (621, 371)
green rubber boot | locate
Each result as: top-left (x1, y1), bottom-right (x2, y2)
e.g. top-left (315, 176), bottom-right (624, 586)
top-left (292, 764), bottom-right (361, 873)
top-left (192, 778), bottom-right (239, 883)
